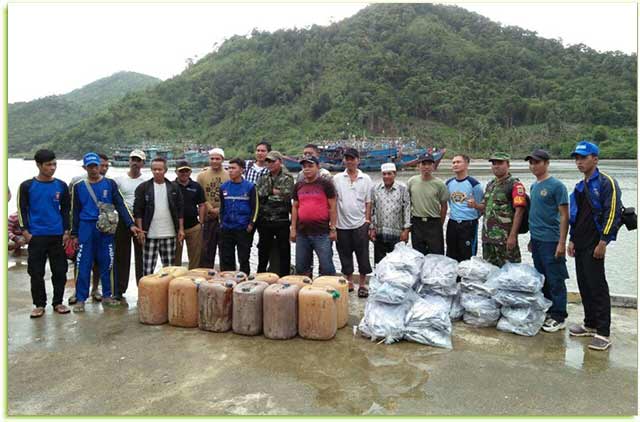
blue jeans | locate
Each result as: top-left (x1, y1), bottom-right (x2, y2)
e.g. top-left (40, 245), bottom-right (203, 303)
top-left (531, 239), bottom-right (569, 322)
top-left (295, 233), bottom-right (336, 276)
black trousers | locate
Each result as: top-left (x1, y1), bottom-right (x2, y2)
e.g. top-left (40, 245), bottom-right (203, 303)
top-left (257, 222), bottom-right (290, 276)
top-left (575, 245), bottom-right (611, 337)
top-left (411, 217), bottom-right (444, 255)
top-left (27, 235), bottom-right (68, 308)
top-left (220, 229), bottom-right (252, 276)
top-left (446, 219), bottom-right (478, 262)
top-left (336, 224), bottom-right (372, 276)
top-left (374, 239), bottom-right (398, 264)
top-left (200, 220), bottom-right (220, 268)
top-left (115, 218), bottom-right (143, 296)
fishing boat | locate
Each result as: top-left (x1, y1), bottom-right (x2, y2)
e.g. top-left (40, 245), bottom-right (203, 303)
top-left (282, 140), bottom-right (446, 173)
top-left (111, 146), bottom-right (176, 167)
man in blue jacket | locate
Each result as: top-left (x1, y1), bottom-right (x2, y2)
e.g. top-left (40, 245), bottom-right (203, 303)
top-left (567, 141), bottom-right (622, 351)
top-left (219, 158), bottom-right (258, 276)
top-left (18, 149), bottom-right (71, 318)
top-left (70, 152), bottom-right (142, 312)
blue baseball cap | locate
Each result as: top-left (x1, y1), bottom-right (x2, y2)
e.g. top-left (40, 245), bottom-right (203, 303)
top-left (571, 141), bottom-right (599, 157)
top-left (83, 152), bottom-right (101, 166)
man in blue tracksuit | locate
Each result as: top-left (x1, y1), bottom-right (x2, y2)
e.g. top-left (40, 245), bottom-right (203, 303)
top-left (18, 149), bottom-right (72, 318)
top-left (219, 158), bottom-right (258, 276)
top-left (70, 152), bottom-right (142, 312)
top-left (567, 141), bottom-right (622, 351)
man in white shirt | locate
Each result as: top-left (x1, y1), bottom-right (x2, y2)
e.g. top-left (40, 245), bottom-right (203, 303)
top-left (114, 149), bottom-right (147, 300)
top-left (133, 157), bottom-right (185, 275)
top-left (333, 148), bottom-right (373, 298)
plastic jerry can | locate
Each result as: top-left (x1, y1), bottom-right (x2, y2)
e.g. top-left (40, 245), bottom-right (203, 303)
top-left (313, 276), bottom-right (349, 328)
top-left (198, 280), bottom-right (236, 332)
top-left (185, 268), bottom-right (218, 280)
top-left (253, 272), bottom-right (280, 284)
top-left (219, 271), bottom-right (248, 283)
top-left (232, 281), bottom-right (269, 336)
top-left (263, 283), bottom-right (300, 340)
top-left (278, 275), bottom-right (312, 289)
top-left (168, 276), bottom-right (204, 328)
top-left (138, 271), bottom-right (175, 325)
top-left (160, 266), bottom-right (189, 277)
top-left (298, 285), bottom-right (339, 340)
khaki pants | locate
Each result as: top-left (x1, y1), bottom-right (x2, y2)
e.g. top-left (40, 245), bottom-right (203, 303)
top-left (175, 224), bottom-right (202, 269)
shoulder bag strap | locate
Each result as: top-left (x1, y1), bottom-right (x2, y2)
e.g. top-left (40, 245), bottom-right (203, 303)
top-left (83, 179), bottom-right (101, 207)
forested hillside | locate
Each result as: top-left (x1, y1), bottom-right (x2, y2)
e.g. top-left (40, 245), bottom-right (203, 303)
top-left (17, 4), bottom-right (638, 158)
top-left (8, 71), bottom-right (161, 155)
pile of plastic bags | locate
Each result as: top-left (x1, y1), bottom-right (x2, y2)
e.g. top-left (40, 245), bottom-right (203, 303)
top-left (486, 263), bottom-right (552, 336)
top-left (360, 243), bottom-right (423, 344)
top-left (359, 244), bottom-right (456, 348)
top-left (457, 257), bottom-right (501, 327)
top-left (358, 248), bottom-right (553, 347)
top-left (406, 254), bottom-right (461, 348)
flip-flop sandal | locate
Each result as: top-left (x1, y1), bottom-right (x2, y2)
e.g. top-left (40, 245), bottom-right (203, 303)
top-left (357, 287), bottom-right (369, 298)
top-left (53, 304), bottom-right (70, 314)
top-left (30, 307), bottom-right (45, 318)
top-left (348, 283), bottom-right (355, 293)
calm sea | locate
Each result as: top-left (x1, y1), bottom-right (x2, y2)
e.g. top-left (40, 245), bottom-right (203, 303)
top-left (7, 158), bottom-right (637, 296)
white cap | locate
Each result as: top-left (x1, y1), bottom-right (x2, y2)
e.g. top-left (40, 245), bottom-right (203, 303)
top-left (381, 163), bottom-right (396, 172)
top-left (208, 147), bottom-right (225, 158)
top-left (130, 149), bottom-right (146, 160)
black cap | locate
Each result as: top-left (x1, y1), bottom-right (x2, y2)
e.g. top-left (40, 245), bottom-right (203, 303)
top-left (176, 160), bottom-right (192, 171)
top-left (343, 147), bottom-right (359, 158)
top-left (524, 149), bottom-right (550, 162)
top-left (299, 156), bottom-right (320, 165)
top-left (418, 153), bottom-right (435, 163)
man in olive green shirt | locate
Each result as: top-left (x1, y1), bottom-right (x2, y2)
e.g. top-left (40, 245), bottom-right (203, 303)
top-left (407, 154), bottom-right (449, 255)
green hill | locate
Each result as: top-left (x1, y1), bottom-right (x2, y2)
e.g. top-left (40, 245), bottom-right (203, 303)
top-left (30, 4), bottom-right (640, 158)
top-left (8, 71), bottom-right (161, 155)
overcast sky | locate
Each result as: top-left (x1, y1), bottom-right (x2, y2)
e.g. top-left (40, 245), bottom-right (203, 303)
top-left (8, 2), bottom-right (638, 104)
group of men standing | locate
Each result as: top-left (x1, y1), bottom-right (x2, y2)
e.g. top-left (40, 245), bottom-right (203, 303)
top-left (18, 140), bottom-right (622, 351)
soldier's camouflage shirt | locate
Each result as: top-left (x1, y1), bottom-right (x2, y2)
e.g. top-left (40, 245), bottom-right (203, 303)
top-left (256, 169), bottom-right (295, 224)
top-left (482, 174), bottom-right (526, 245)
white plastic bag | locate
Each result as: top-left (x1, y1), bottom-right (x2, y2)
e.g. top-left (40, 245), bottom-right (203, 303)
top-left (496, 306), bottom-right (547, 336)
top-left (376, 242), bottom-right (425, 279)
top-left (404, 295), bottom-right (453, 349)
top-left (449, 293), bottom-right (464, 321)
top-left (358, 300), bottom-right (412, 344)
top-left (459, 279), bottom-right (496, 298)
top-left (461, 292), bottom-right (501, 327)
top-left (419, 254), bottom-right (459, 296)
top-left (457, 256), bottom-right (499, 281)
top-left (463, 312), bottom-right (500, 327)
top-left (493, 289), bottom-right (552, 310)
top-left (460, 292), bottom-right (499, 313)
top-left (485, 263), bottom-right (544, 293)
top-left (371, 278), bottom-right (413, 304)
top-left (405, 326), bottom-right (453, 349)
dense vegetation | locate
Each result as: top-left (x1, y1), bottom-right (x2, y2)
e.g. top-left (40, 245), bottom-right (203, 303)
top-left (12, 4), bottom-right (637, 159)
top-left (8, 71), bottom-right (160, 155)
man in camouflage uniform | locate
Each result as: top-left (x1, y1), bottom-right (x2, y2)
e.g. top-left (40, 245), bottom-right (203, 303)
top-left (468, 152), bottom-right (527, 267)
top-left (256, 151), bottom-right (295, 276)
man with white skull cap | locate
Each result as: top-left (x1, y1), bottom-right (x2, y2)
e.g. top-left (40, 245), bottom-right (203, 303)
top-left (369, 162), bottom-right (411, 264)
top-left (196, 147), bottom-right (229, 268)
